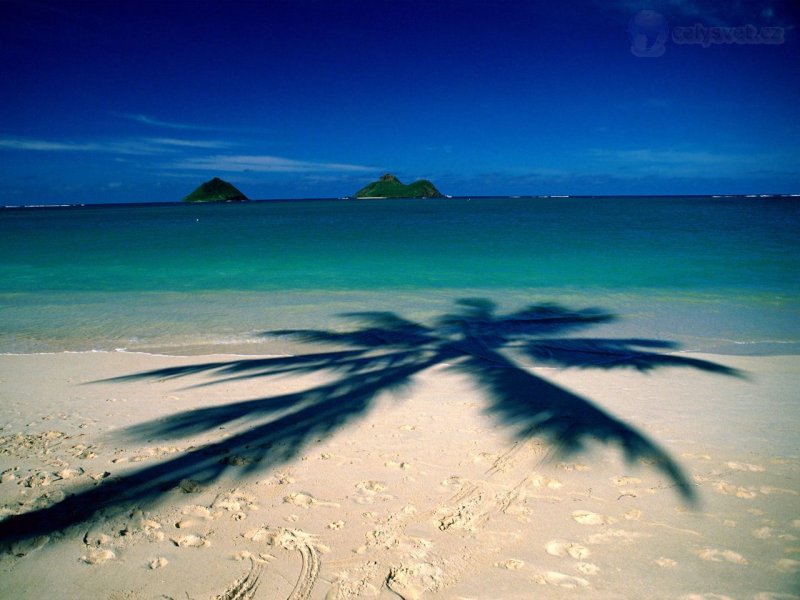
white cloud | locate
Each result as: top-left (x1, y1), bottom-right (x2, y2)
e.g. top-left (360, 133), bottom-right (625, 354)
top-left (114, 112), bottom-right (216, 131)
top-left (0, 138), bottom-right (99, 151)
top-left (113, 112), bottom-right (264, 134)
top-left (0, 136), bottom-right (230, 155)
top-left (145, 137), bottom-right (232, 149)
top-left (166, 154), bottom-right (374, 173)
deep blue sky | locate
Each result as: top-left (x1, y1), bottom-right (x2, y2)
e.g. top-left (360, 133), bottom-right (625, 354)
top-left (1, 0), bottom-right (798, 203)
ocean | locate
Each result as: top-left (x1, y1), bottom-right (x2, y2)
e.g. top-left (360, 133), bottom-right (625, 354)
top-left (1, 196), bottom-right (798, 355)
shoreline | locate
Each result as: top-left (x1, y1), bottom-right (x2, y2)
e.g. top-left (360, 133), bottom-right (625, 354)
top-left (3, 285), bottom-right (798, 358)
top-left (0, 350), bottom-right (798, 598)
top-left (4, 340), bottom-right (800, 359)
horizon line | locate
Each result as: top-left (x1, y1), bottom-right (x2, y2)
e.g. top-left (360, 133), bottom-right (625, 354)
top-left (4, 192), bottom-right (799, 210)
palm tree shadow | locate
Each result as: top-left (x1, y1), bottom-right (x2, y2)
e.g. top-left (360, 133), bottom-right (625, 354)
top-left (0, 298), bottom-right (741, 545)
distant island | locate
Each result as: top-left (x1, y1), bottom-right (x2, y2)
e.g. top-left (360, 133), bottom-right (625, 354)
top-left (353, 174), bottom-right (444, 199)
top-left (182, 177), bottom-right (248, 203)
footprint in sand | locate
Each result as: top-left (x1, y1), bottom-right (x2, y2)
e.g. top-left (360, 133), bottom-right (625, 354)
top-left (328, 564), bottom-right (384, 599)
top-left (545, 540), bottom-right (591, 560)
top-left (54, 467), bottom-right (83, 480)
top-left (284, 492), bottom-right (340, 510)
top-left (327, 520), bottom-right (345, 530)
top-left (148, 556), bottom-right (168, 569)
top-left (262, 471), bottom-right (295, 486)
top-left (284, 492), bottom-right (317, 509)
top-left (243, 528), bottom-right (267, 542)
top-left (182, 504), bottom-right (217, 520)
top-left (175, 518), bottom-right (196, 529)
top-left (713, 481), bottom-right (758, 499)
top-left (171, 533), bottom-right (211, 548)
top-left (752, 527), bottom-right (775, 539)
top-left (386, 562), bottom-right (445, 599)
top-left (775, 558), bottom-right (800, 574)
top-left (533, 571), bottom-right (589, 588)
top-left (531, 474), bottom-right (563, 490)
top-left (352, 480), bottom-right (392, 504)
top-left (83, 530), bottom-right (112, 547)
top-left (726, 462), bottom-right (765, 472)
top-left (586, 529), bottom-right (646, 544)
top-left (214, 490), bottom-right (260, 513)
top-left (571, 510), bottom-right (613, 526)
top-left (695, 548), bottom-right (747, 565)
top-left (495, 559), bottom-right (525, 570)
top-left (131, 516), bottom-right (164, 541)
top-left (576, 562), bottom-right (600, 575)
top-left (178, 479), bottom-right (203, 494)
top-left (655, 557), bottom-right (677, 568)
top-left (22, 472), bottom-right (51, 487)
top-left (359, 505), bottom-right (417, 552)
top-left (80, 547), bottom-right (116, 565)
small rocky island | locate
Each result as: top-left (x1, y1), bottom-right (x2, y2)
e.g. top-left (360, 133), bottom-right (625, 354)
top-left (182, 177), bottom-right (248, 203)
top-left (353, 174), bottom-right (444, 199)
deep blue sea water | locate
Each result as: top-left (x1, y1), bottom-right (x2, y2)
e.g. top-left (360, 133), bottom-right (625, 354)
top-left (1, 196), bottom-right (798, 355)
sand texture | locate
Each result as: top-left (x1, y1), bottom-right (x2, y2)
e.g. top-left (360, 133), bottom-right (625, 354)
top-left (0, 350), bottom-right (798, 599)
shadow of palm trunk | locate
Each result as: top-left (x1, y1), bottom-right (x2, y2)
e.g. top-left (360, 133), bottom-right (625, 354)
top-left (0, 351), bottom-right (444, 543)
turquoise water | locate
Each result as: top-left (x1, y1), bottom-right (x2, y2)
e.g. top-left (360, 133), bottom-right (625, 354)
top-left (1, 196), bottom-right (798, 354)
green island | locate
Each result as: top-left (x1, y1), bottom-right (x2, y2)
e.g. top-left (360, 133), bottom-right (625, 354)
top-left (353, 173), bottom-right (444, 199)
top-left (182, 177), bottom-right (248, 203)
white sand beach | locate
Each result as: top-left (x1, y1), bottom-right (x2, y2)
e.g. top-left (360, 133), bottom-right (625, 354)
top-left (0, 350), bottom-right (798, 599)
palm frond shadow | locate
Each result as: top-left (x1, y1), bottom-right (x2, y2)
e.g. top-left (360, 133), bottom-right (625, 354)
top-left (0, 298), bottom-right (741, 544)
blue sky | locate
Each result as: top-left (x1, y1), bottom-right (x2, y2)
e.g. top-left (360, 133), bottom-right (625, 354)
top-left (1, 0), bottom-right (798, 203)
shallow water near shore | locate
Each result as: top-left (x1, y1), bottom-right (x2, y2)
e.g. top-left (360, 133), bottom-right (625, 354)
top-left (2, 196), bottom-right (798, 355)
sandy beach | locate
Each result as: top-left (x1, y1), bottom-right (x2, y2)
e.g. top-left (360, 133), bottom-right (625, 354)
top-left (0, 349), bottom-right (797, 599)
